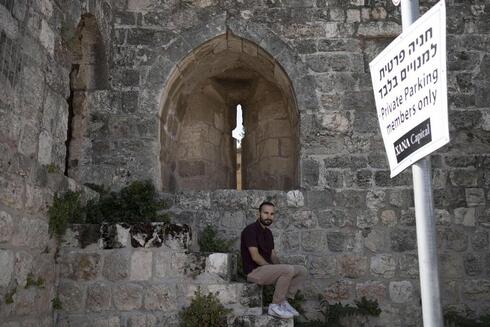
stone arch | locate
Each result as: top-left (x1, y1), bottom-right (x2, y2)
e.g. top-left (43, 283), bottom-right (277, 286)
top-left (65, 13), bottom-right (109, 180)
top-left (158, 32), bottom-right (301, 191)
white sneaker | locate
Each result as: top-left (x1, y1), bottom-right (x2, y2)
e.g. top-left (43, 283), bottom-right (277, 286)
top-left (281, 300), bottom-right (299, 316)
top-left (268, 303), bottom-right (294, 319)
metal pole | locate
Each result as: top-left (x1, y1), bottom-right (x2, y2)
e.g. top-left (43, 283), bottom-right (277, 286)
top-left (401, 1), bottom-right (443, 326)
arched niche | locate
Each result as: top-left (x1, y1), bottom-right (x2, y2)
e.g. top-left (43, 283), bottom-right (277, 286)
top-left (65, 14), bottom-right (109, 180)
top-left (159, 33), bottom-right (299, 191)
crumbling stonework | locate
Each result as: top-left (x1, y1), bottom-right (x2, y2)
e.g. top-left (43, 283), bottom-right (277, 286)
top-left (0, 0), bottom-right (489, 326)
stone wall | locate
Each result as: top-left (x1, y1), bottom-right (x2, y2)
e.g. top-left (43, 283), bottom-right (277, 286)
top-left (57, 223), bottom-right (270, 327)
top-left (0, 0), bottom-right (107, 326)
top-left (1, 0), bottom-right (489, 325)
top-left (163, 189), bottom-right (490, 325)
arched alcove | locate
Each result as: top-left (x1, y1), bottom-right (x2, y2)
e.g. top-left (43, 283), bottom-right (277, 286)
top-left (65, 14), bottom-right (109, 180)
top-left (159, 33), bottom-right (299, 191)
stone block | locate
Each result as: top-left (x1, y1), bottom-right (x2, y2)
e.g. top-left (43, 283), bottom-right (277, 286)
top-left (462, 279), bottom-right (490, 301)
top-left (58, 280), bottom-right (85, 313)
top-left (232, 315), bottom-right (293, 327)
top-left (326, 231), bottom-right (349, 252)
top-left (389, 281), bottom-right (413, 303)
top-left (291, 210), bottom-right (316, 229)
top-left (370, 254), bottom-right (396, 278)
top-left (380, 209), bottom-right (397, 227)
top-left (11, 217), bottom-right (49, 249)
top-left (364, 229), bottom-right (386, 252)
top-left (317, 208), bottom-right (354, 228)
top-left (399, 254), bottom-right (419, 278)
top-left (220, 211), bottom-right (246, 229)
top-left (357, 210), bottom-right (378, 228)
top-left (390, 228), bottom-right (416, 252)
top-left (155, 252), bottom-right (206, 278)
top-left (439, 253), bottom-right (464, 279)
top-left (337, 255), bottom-right (367, 278)
top-left (0, 210), bottom-right (14, 243)
top-left (357, 21), bottom-right (401, 38)
top-left (205, 253), bottom-right (232, 281)
top-left (130, 250), bottom-right (152, 281)
top-left (144, 284), bottom-right (177, 311)
top-left (356, 281), bottom-right (386, 302)
top-left (86, 282), bottom-right (111, 312)
top-left (177, 192), bottom-right (211, 210)
top-left (0, 249), bottom-right (14, 287)
top-left (60, 253), bottom-right (101, 281)
top-left (102, 252), bottom-right (129, 281)
top-left (463, 253), bottom-right (483, 277)
top-left (301, 230), bottom-right (327, 253)
top-left (335, 190), bottom-right (367, 209)
top-left (444, 228), bottom-right (468, 251)
top-left (471, 230), bottom-right (488, 250)
top-left (113, 283), bottom-right (143, 310)
top-left (465, 188), bottom-right (485, 206)
top-left (305, 190), bottom-right (334, 209)
top-left (324, 280), bottom-right (353, 302)
top-left (13, 250), bottom-right (33, 286)
top-left (308, 255), bottom-right (336, 278)
top-left (126, 313), bottom-right (159, 327)
top-left (39, 19), bottom-right (54, 54)
top-left (454, 207), bottom-right (476, 226)
top-left (302, 159), bottom-right (319, 186)
top-left (286, 190), bottom-right (304, 207)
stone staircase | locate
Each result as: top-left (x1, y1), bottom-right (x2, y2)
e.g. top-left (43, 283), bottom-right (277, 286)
top-left (57, 223), bottom-right (293, 327)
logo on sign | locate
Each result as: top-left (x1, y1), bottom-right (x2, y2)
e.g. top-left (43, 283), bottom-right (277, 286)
top-left (394, 119), bottom-right (432, 163)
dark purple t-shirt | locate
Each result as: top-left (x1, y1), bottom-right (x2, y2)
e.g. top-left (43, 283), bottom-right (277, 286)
top-left (240, 220), bottom-right (274, 275)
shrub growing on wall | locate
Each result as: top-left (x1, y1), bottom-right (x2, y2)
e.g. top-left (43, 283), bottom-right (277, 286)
top-left (179, 288), bottom-right (231, 327)
top-left (48, 181), bottom-right (169, 240)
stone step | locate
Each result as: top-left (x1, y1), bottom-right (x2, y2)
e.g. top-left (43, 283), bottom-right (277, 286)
top-left (231, 314), bottom-right (294, 327)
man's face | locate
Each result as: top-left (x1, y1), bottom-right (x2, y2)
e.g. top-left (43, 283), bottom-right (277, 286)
top-left (259, 205), bottom-right (275, 227)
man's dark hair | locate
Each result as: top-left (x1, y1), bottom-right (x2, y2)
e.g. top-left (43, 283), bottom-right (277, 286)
top-left (259, 201), bottom-right (275, 212)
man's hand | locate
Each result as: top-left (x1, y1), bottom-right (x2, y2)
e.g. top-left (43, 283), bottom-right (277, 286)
top-left (271, 249), bottom-right (280, 264)
top-left (248, 247), bottom-right (271, 266)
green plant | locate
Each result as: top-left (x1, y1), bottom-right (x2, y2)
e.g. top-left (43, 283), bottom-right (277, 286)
top-left (321, 297), bottom-right (381, 327)
top-left (4, 287), bottom-right (16, 304)
top-left (179, 288), bottom-right (232, 327)
top-left (198, 226), bottom-right (234, 253)
top-left (47, 181), bottom-right (169, 239)
top-left (83, 180), bottom-right (168, 224)
top-left (52, 296), bottom-right (62, 310)
top-left (25, 273), bottom-right (45, 289)
top-left (46, 164), bottom-right (60, 173)
top-left (444, 309), bottom-right (490, 327)
top-left (48, 191), bottom-right (82, 240)
top-left (296, 296), bottom-right (382, 327)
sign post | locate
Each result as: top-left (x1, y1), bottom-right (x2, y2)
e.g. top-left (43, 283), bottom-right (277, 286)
top-left (370, 1), bottom-right (446, 326)
top-left (402, 2), bottom-right (443, 327)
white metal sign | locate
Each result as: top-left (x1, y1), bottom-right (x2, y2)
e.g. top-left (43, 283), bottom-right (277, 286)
top-left (369, 0), bottom-right (448, 177)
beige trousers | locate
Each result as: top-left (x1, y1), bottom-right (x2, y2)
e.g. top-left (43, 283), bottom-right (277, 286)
top-left (247, 264), bottom-right (307, 304)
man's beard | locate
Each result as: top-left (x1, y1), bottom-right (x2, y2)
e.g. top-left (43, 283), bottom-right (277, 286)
top-left (259, 218), bottom-right (273, 226)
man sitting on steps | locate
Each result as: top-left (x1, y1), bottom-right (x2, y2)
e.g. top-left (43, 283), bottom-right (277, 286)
top-left (240, 201), bottom-right (307, 319)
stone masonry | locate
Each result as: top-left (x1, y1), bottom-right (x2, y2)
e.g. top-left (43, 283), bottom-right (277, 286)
top-left (0, 0), bottom-right (489, 326)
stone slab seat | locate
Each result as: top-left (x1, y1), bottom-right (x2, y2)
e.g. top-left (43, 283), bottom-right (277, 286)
top-left (62, 222), bottom-right (192, 251)
top-left (231, 314), bottom-right (294, 327)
